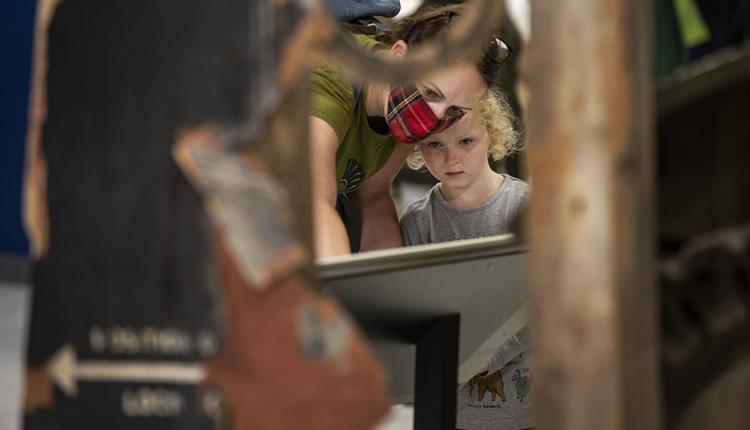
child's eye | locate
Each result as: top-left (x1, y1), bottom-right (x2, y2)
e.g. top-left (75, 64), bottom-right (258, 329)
top-left (424, 141), bottom-right (443, 150)
top-left (459, 138), bottom-right (474, 146)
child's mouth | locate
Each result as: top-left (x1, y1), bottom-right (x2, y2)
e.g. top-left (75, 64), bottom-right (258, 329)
top-left (446, 171), bottom-right (463, 176)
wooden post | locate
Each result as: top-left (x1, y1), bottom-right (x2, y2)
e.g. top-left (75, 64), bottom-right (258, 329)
top-left (525, 0), bottom-right (662, 428)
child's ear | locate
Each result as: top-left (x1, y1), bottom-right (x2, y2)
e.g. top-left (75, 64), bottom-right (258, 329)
top-left (388, 40), bottom-right (408, 59)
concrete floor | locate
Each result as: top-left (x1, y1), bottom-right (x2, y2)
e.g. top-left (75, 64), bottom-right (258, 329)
top-left (0, 283), bottom-right (29, 430)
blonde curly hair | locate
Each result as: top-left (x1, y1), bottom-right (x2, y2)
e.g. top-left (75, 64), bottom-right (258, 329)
top-left (406, 88), bottom-right (521, 170)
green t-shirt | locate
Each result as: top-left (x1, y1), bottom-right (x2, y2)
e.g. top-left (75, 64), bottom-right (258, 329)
top-left (310, 35), bottom-right (396, 195)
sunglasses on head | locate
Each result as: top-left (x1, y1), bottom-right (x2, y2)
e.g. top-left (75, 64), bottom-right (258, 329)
top-left (484, 36), bottom-right (514, 66)
top-left (405, 10), bottom-right (514, 67)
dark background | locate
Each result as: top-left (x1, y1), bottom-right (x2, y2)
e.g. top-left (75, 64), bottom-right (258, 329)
top-left (0, 0), bottom-right (36, 255)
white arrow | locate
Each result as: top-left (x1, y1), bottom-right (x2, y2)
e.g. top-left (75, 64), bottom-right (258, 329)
top-left (48, 344), bottom-right (206, 397)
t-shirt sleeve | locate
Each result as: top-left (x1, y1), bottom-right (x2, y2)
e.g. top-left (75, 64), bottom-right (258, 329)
top-left (520, 181), bottom-right (531, 206)
top-left (310, 64), bottom-right (354, 141)
top-left (505, 178), bottom-right (531, 224)
top-left (400, 221), bottom-right (416, 246)
top-left (399, 207), bottom-right (423, 246)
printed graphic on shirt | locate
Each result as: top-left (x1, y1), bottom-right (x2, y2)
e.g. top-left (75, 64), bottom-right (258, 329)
top-left (457, 351), bottom-right (533, 430)
top-left (468, 369), bottom-right (506, 402)
top-left (511, 367), bottom-right (533, 401)
top-left (338, 159), bottom-right (364, 195)
top-left (464, 353), bottom-right (533, 406)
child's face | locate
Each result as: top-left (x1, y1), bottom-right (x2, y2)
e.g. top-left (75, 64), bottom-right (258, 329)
top-left (417, 112), bottom-right (491, 191)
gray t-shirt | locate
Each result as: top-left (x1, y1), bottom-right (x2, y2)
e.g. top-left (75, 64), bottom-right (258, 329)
top-left (457, 327), bottom-right (533, 430)
top-left (399, 174), bottom-right (530, 246)
top-left (400, 174), bottom-right (532, 430)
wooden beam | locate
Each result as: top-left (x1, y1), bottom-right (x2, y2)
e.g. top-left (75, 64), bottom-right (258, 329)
top-left (525, 0), bottom-right (662, 428)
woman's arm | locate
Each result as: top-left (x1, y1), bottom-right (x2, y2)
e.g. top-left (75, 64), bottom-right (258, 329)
top-left (358, 143), bottom-right (413, 252)
top-left (309, 116), bottom-right (351, 258)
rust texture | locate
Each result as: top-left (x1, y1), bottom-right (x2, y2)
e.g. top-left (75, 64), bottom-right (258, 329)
top-left (168, 5), bottom-right (391, 427)
top-left (173, 116), bottom-right (390, 428)
top-left (22, 0), bottom-right (62, 259)
top-left (23, 368), bottom-right (53, 413)
top-left (525, 0), bottom-right (661, 429)
top-left (201, 232), bottom-right (389, 429)
top-left (20, 0), bottom-right (376, 427)
top-left (21, 0), bottom-right (60, 410)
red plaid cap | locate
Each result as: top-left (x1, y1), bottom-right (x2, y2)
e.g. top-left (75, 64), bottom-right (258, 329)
top-left (386, 84), bottom-right (463, 144)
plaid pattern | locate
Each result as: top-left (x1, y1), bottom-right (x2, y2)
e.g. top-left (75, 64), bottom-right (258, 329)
top-left (386, 84), bottom-right (462, 144)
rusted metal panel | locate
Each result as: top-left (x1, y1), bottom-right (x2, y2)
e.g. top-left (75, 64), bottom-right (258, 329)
top-left (525, 0), bottom-right (662, 428)
top-left (172, 110), bottom-right (390, 428)
top-left (19, 0), bottom-right (389, 428)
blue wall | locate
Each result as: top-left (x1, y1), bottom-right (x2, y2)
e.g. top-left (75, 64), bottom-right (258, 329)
top-left (1, 0), bottom-right (36, 254)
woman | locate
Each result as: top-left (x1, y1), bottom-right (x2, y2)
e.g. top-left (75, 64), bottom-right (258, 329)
top-left (310, 3), bottom-right (512, 258)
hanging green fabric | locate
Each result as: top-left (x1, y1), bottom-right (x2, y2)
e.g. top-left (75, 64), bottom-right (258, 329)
top-left (672, 0), bottom-right (711, 48)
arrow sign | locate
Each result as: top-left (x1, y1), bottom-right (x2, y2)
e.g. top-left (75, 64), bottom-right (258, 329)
top-left (48, 344), bottom-right (206, 397)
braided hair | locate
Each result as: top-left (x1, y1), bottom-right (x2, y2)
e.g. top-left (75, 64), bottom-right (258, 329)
top-left (374, 4), bottom-right (503, 86)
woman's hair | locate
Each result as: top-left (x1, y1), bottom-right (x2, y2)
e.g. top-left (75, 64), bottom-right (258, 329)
top-left (406, 88), bottom-right (522, 170)
top-left (375, 3), bottom-right (502, 85)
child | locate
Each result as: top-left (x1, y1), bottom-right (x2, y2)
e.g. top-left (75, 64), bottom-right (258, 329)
top-left (399, 89), bottom-right (533, 430)
top-left (399, 89), bottom-right (529, 245)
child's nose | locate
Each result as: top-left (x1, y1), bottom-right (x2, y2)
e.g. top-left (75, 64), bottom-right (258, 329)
top-left (445, 147), bottom-right (460, 163)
